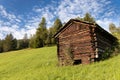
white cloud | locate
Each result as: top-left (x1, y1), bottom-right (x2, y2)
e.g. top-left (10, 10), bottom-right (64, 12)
top-left (32, 0), bottom-right (116, 31)
top-left (0, 5), bottom-right (25, 39)
top-left (57, 0), bottom-right (114, 22)
top-left (33, 7), bottom-right (43, 13)
top-left (0, 5), bottom-right (21, 23)
top-left (96, 19), bottom-right (112, 32)
top-left (0, 24), bottom-right (35, 39)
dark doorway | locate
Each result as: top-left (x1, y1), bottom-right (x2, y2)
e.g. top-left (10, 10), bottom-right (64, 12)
top-left (73, 59), bottom-right (81, 65)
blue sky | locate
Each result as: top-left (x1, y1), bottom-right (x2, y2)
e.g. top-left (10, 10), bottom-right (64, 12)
top-left (0, 0), bottom-right (120, 39)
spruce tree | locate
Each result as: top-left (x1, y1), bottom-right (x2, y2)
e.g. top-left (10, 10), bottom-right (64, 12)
top-left (12, 38), bottom-right (17, 50)
top-left (35, 17), bottom-right (47, 47)
top-left (3, 33), bottom-right (17, 52)
top-left (3, 34), bottom-right (13, 52)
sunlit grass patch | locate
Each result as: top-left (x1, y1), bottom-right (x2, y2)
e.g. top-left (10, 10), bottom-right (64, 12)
top-left (0, 46), bottom-right (120, 80)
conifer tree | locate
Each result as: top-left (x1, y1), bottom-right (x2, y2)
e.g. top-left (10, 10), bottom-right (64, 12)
top-left (109, 23), bottom-right (117, 34)
top-left (53, 18), bottom-right (63, 31)
top-left (17, 40), bottom-right (24, 49)
top-left (3, 34), bottom-right (13, 52)
top-left (23, 33), bottom-right (29, 48)
top-left (12, 38), bottom-right (17, 50)
top-left (29, 35), bottom-right (36, 48)
top-left (75, 13), bottom-right (95, 23)
top-left (48, 18), bottom-right (63, 44)
top-left (83, 13), bottom-right (95, 23)
top-left (46, 28), bottom-right (54, 46)
top-left (35, 17), bottom-right (47, 47)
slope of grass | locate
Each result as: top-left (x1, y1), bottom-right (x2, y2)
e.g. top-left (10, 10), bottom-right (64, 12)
top-left (0, 46), bottom-right (120, 80)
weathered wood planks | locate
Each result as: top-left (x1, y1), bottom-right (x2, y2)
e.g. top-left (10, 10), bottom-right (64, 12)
top-left (54, 19), bottom-right (117, 66)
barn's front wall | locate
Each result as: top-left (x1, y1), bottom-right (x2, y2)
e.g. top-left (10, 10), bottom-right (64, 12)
top-left (57, 21), bottom-right (96, 65)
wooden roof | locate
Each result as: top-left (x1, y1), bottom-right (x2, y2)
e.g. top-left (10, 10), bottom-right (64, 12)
top-left (54, 19), bottom-right (117, 41)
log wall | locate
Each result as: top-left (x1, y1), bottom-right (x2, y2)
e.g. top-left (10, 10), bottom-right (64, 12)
top-left (56, 19), bottom-right (117, 66)
top-left (57, 22), bottom-right (96, 65)
top-left (55, 19), bottom-right (117, 66)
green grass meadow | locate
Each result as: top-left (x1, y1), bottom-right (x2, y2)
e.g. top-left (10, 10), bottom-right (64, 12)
top-left (0, 46), bottom-right (120, 80)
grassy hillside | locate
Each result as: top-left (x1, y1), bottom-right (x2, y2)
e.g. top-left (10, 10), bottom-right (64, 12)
top-left (0, 46), bottom-right (120, 80)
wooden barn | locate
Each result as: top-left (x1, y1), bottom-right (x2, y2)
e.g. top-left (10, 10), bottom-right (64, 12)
top-left (54, 19), bottom-right (117, 66)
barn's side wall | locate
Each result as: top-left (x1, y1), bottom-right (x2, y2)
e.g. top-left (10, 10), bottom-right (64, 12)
top-left (57, 22), bottom-right (95, 65)
top-left (95, 28), bottom-right (113, 59)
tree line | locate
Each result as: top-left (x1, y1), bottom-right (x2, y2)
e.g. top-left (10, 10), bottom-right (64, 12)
top-left (29, 17), bottom-right (63, 48)
top-left (0, 33), bottom-right (29, 53)
top-left (0, 17), bottom-right (63, 53)
top-left (1, 13), bottom-right (113, 53)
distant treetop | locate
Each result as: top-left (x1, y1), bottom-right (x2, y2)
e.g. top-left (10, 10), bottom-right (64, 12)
top-left (75, 13), bottom-right (95, 23)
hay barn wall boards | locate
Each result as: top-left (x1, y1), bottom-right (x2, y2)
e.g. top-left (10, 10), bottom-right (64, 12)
top-left (54, 19), bottom-right (117, 66)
